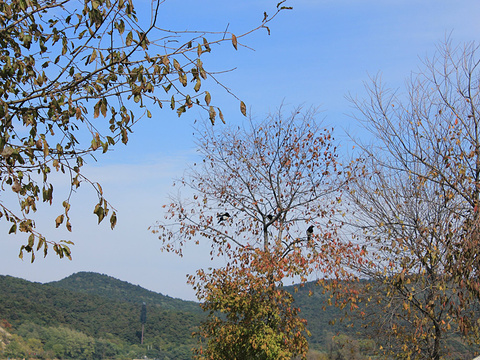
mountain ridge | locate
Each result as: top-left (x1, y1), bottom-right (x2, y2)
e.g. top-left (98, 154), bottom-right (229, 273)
top-left (47, 271), bottom-right (202, 314)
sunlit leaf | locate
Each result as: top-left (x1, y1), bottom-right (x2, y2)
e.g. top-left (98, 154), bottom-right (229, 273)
top-left (55, 214), bottom-right (64, 228)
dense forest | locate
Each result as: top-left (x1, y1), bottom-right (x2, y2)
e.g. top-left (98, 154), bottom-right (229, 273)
top-left (0, 273), bottom-right (204, 359)
top-left (0, 272), bottom-right (476, 359)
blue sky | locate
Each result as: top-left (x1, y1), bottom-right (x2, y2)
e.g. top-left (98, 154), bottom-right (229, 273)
top-left (1, 0), bottom-right (480, 301)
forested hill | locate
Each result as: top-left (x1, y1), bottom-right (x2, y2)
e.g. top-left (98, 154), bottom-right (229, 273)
top-left (0, 274), bottom-right (205, 359)
top-left (0, 272), bottom-right (374, 359)
top-left (48, 271), bottom-right (202, 314)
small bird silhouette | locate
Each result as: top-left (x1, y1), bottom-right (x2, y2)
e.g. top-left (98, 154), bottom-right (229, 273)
top-left (266, 214), bottom-right (274, 221)
top-left (217, 212), bottom-right (231, 223)
top-left (306, 225), bottom-right (314, 240)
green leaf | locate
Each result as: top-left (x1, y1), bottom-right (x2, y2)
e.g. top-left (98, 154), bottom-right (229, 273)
top-left (28, 234), bottom-right (34, 248)
top-left (63, 245), bottom-right (72, 260)
top-left (173, 58), bottom-right (181, 71)
top-left (126, 31), bottom-right (133, 46)
top-left (202, 37), bottom-right (211, 52)
top-left (100, 99), bottom-right (107, 117)
top-left (121, 128), bottom-right (128, 144)
top-left (177, 105), bottom-right (186, 117)
top-left (219, 109), bottom-right (225, 124)
top-left (94, 101), bottom-right (100, 118)
top-left (63, 201), bottom-right (71, 212)
top-left (91, 137), bottom-right (99, 150)
top-left (179, 72), bottom-right (187, 87)
top-left (117, 19), bottom-right (125, 35)
top-left (90, 49), bottom-right (97, 64)
top-left (37, 237), bottom-right (45, 251)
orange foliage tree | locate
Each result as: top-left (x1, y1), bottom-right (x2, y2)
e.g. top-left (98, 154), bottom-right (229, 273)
top-left (152, 107), bottom-right (360, 359)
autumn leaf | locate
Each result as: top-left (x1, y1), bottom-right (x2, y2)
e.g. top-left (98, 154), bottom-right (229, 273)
top-left (240, 101), bottom-right (247, 116)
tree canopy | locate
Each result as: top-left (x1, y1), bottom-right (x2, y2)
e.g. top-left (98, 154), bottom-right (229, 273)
top-left (0, 0), bottom-right (290, 261)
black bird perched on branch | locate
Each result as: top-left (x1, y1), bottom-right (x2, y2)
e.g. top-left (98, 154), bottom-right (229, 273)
top-left (217, 212), bottom-right (231, 223)
top-left (306, 225), bottom-right (314, 240)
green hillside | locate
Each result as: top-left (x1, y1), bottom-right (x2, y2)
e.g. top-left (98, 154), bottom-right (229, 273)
top-left (0, 272), bottom-right (378, 359)
top-left (0, 273), bottom-right (352, 358)
top-left (0, 274), bottom-right (204, 359)
top-left (49, 272), bottom-right (359, 350)
top-left (3, 272), bottom-right (473, 359)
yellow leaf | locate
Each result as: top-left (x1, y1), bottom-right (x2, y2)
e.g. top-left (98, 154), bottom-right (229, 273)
top-left (55, 214), bottom-right (64, 228)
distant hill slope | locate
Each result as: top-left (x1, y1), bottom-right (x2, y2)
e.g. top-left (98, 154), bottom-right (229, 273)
top-left (48, 271), bottom-right (202, 313)
top-left (0, 272), bottom-right (351, 352)
top-left (49, 272), bottom-right (366, 349)
top-left (1, 272), bottom-right (476, 359)
top-left (0, 274), bottom-right (204, 359)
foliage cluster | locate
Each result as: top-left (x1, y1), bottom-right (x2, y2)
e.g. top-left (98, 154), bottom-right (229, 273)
top-left (4, 322), bottom-right (123, 359)
top-left (0, 0), bottom-right (288, 261)
top-left (154, 43), bottom-right (480, 356)
top-left (193, 249), bottom-right (309, 360)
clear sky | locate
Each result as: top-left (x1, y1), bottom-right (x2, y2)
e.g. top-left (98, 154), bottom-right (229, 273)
top-left (1, 0), bottom-right (480, 301)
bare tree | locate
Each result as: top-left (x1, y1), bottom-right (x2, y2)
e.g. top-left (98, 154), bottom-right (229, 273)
top-left (154, 106), bottom-right (351, 262)
top-left (338, 41), bottom-right (480, 359)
